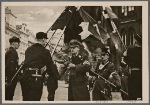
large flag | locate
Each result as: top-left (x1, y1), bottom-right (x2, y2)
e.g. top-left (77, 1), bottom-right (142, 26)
top-left (78, 7), bottom-right (110, 42)
top-left (50, 6), bottom-right (110, 52)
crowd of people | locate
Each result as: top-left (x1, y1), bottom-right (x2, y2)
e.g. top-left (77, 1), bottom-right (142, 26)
top-left (5, 32), bottom-right (142, 101)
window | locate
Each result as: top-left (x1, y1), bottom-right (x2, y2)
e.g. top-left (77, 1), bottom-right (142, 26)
top-left (121, 6), bottom-right (128, 16)
top-left (121, 30), bottom-right (127, 46)
top-left (131, 6), bottom-right (134, 11)
top-left (128, 28), bottom-right (135, 46)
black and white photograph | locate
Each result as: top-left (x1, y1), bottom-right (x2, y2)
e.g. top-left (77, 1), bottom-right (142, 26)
top-left (1, 1), bottom-right (149, 103)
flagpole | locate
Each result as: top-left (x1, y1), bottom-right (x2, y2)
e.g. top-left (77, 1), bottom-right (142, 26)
top-left (51, 27), bottom-right (66, 56)
top-left (50, 7), bottom-right (77, 56)
top-left (45, 30), bottom-right (57, 48)
top-left (91, 70), bottom-right (128, 96)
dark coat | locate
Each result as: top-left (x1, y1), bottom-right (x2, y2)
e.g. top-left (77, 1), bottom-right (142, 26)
top-left (22, 43), bottom-right (60, 80)
top-left (5, 47), bottom-right (19, 100)
top-left (92, 61), bottom-right (120, 100)
top-left (118, 64), bottom-right (129, 100)
top-left (46, 64), bottom-right (59, 101)
top-left (68, 52), bottom-right (90, 101)
top-left (20, 43), bottom-right (60, 101)
top-left (5, 47), bottom-right (19, 81)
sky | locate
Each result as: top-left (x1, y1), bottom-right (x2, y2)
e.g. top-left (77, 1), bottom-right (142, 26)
top-left (8, 6), bottom-right (65, 34)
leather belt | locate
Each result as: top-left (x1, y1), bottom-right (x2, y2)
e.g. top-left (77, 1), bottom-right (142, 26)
top-left (26, 68), bottom-right (42, 77)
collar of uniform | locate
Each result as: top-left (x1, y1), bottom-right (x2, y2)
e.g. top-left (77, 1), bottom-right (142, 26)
top-left (34, 43), bottom-right (44, 47)
top-left (9, 47), bottom-right (15, 50)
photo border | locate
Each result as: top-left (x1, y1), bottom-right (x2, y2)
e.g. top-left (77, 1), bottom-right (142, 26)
top-left (0, 0), bottom-right (149, 104)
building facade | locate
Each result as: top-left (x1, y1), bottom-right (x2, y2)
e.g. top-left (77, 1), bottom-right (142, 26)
top-left (5, 7), bottom-right (36, 64)
top-left (112, 6), bottom-right (142, 47)
top-left (5, 7), bottom-right (20, 50)
top-left (16, 23), bottom-right (36, 64)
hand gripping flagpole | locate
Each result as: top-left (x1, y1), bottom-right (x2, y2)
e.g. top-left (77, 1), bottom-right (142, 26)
top-left (90, 70), bottom-right (128, 96)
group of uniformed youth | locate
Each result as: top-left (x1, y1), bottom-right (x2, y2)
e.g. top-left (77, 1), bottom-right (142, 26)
top-left (5, 32), bottom-right (140, 101)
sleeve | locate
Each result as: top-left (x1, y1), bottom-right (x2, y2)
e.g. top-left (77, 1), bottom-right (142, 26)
top-left (74, 61), bottom-right (91, 73)
top-left (5, 50), bottom-right (18, 74)
top-left (45, 50), bottom-right (60, 80)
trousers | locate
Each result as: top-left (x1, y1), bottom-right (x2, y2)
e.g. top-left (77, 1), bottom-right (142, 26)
top-left (20, 76), bottom-right (43, 101)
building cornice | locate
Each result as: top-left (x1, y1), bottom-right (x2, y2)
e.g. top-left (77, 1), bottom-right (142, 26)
top-left (19, 31), bottom-right (30, 36)
top-left (5, 22), bottom-right (20, 35)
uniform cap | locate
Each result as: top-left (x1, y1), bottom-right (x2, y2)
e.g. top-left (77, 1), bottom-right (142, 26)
top-left (69, 39), bottom-right (82, 48)
top-left (101, 48), bottom-right (110, 56)
top-left (9, 36), bottom-right (20, 43)
top-left (36, 32), bottom-right (48, 39)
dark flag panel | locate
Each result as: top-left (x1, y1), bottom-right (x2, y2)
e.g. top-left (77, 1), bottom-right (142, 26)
top-left (50, 6), bottom-right (109, 49)
top-left (51, 6), bottom-right (76, 30)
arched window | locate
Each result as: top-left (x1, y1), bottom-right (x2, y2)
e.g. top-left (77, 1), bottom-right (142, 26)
top-left (128, 28), bottom-right (135, 46)
top-left (121, 29), bottom-right (127, 46)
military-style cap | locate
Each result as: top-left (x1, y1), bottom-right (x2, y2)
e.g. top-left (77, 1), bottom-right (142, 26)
top-left (101, 48), bottom-right (110, 56)
top-left (36, 32), bottom-right (48, 39)
top-left (69, 39), bottom-right (82, 48)
top-left (9, 36), bottom-right (20, 43)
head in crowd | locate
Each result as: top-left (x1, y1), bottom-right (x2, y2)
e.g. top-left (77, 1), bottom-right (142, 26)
top-left (36, 32), bottom-right (48, 46)
top-left (9, 36), bottom-right (20, 49)
top-left (93, 47), bottom-right (102, 61)
top-left (101, 48), bottom-right (110, 62)
top-left (69, 39), bottom-right (83, 55)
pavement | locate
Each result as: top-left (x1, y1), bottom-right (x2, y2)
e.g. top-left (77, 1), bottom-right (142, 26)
top-left (13, 80), bottom-right (122, 101)
top-left (13, 80), bottom-right (68, 101)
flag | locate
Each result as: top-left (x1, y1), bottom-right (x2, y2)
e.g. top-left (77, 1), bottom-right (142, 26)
top-left (51, 6), bottom-right (77, 30)
top-left (50, 6), bottom-right (109, 51)
top-left (78, 7), bottom-right (110, 42)
top-left (102, 6), bottom-right (126, 53)
top-left (51, 6), bottom-right (83, 43)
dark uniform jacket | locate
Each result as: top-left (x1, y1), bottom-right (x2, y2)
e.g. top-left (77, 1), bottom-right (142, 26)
top-left (68, 51), bottom-right (90, 101)
top-left (23, 43), bottom-right (60, 80)
top-left (92, 61), bottom-right (120, 100)
top-left (5, 47), bottom-right (19, 82)
top-left (20, 43), bottom-right (60, 101)
top-left (5, 47), bottom-right (19, 98)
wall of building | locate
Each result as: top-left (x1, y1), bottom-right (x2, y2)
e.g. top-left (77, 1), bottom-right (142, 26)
top-left (112, 6), bottom-right (142, 47)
